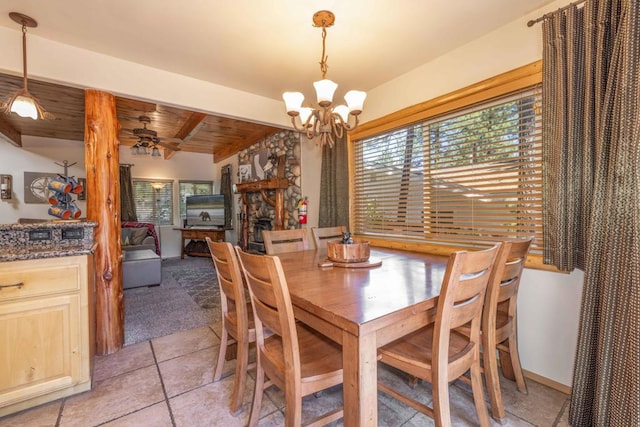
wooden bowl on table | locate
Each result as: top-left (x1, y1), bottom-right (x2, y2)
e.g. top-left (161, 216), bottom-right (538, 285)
top-left (326, 240), bottom-right (370, 263)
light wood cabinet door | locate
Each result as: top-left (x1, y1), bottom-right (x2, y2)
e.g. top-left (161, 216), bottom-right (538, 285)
top-left (0, 255), bottom-right (92, 416)
top-left (0, 294), bottom-right (81, 407)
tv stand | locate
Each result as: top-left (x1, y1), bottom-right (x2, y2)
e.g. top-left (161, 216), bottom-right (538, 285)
top-left (174, 227), bottom-right (226, 259)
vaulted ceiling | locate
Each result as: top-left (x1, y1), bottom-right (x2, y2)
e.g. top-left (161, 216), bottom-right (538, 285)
top-left (0, 0), bottom-right (556, 161)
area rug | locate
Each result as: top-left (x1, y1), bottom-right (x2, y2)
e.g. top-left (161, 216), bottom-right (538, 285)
top-left (124, 256), bottom-right (221, 346)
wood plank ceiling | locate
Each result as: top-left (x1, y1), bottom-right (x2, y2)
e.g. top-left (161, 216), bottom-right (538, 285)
top-left (0, 73), bottom-right (283, 161)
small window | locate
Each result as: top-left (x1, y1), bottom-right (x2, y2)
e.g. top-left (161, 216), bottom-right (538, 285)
top-left (132, 179), bottom-right (174, 225)
top-left (178, 181), bottom-right (214, 219)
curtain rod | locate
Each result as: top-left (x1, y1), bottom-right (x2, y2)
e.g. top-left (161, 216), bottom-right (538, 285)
top-left (527, 0), bottom-right (587, 27)
top-left (119, 163), bottom-right (135, 167)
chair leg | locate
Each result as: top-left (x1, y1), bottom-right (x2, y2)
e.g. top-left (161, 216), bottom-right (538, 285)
top-left (432, 374), bottom-right (452, 427)
top-left (213, 328), bottom-right (228, 382)
top-left (284, 382), bottom-right (302, 427)
top-left (470, 357), bottom-right (491, 427)
top-left (248, 362), bottom-right (264, 427)
top-left (505, 333), bottom-right (528, 394)
top-left (483, 344), bottom-right (507, 422)
top-left (229, 340), bottom-right (249, 415)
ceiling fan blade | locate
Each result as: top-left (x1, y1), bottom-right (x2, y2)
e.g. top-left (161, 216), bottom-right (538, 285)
top-left (160, 137), bottom-right (185, 144)
top-left (156, 140), bottom-right (181, 151)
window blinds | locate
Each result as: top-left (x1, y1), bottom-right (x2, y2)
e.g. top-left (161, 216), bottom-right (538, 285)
top-left (352, 86), bottom-right (542, 251)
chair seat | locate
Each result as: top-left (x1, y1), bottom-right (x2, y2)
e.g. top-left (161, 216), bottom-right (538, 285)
top-left (380, 326), bottom-right (474, 380)
top-left (264, 322), bottom-right (343, 384)
top-left (494, 311), bottom-right (514, 342)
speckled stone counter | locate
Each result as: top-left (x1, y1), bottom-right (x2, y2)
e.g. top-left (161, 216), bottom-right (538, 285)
top-left (0, 221), bottom-right (97, 262)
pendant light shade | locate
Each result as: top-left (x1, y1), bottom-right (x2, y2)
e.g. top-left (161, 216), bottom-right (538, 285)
top-left (0, 12), bottom-right (54, 120)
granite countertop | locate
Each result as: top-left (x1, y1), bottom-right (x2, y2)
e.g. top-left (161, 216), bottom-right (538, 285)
top-left (0, 245), bottom-right (96, 262)
top-left (0, 221), bottom-right (98, 263)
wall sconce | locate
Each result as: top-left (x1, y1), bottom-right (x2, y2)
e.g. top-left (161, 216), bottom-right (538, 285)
top-left (1, 175), bottom-right (12, 200)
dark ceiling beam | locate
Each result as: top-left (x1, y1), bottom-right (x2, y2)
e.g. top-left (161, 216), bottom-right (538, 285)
top-left (0, 114), bottom-right (22, 147)
top-left (164, 112), bottom-right (207, 160)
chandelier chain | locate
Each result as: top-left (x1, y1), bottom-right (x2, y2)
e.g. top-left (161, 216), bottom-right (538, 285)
top-left (319, 26), bottom-right (328, 79)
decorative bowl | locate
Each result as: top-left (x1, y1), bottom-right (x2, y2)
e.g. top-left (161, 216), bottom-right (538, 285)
top-left (327, 240), bottom-right (370, 263)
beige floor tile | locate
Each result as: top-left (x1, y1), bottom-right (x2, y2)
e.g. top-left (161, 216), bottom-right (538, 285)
top-left (159, 346), bottom-right (217, 397)
top-left (152, 326), bottom-right (218, 362)
top-left (59, 365), bottom-right (164, 427)
top-left (93, 341), bottom-right (154, 382)
top-left (170, 377), bottom-right (278, 427)
top-left (0, 401), bottom-right (61, 427)
top-left (102, 402), bottom-right (173, 427)
top-left (499, 376), bottom-right (569, 426)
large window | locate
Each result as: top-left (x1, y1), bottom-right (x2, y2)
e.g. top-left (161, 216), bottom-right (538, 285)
top-left (132, 179), bottom-right (174, 225)
top-left (352, 80), bottom-right (542, 253)
top-left (178, 180), bottom-right (214, 219)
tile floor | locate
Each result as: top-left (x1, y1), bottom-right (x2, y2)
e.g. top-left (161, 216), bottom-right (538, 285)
top-left (0, 321), bottom-right (570, 426)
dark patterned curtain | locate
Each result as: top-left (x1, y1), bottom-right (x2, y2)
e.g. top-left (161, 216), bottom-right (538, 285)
top-left (220, 164), bottom-right (233, 229)
top-left (119, 165), bottom-right (137, 222)
top-left (318, 134), bottom-right (349, 229)
top-left (542, 1), bottom-right (640, 425)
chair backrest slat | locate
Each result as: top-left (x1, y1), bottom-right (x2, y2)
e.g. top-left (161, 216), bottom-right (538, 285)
top-left (311, 226), bottom-right (347, 249)
top-left (262, 229), bottom-right (309, 254)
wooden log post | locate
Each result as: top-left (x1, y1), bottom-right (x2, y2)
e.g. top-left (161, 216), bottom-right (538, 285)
top-left (84, 89), bottom-right (124, 355)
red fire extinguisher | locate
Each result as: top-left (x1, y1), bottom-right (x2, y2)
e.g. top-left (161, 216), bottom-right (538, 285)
top-left (297, 197), bottom-right (308, 224)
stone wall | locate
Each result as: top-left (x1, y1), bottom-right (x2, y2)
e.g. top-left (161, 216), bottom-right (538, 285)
top-left (236, 131), bottom-right (302, 239)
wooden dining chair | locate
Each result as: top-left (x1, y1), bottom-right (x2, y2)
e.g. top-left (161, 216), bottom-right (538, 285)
top-left (262, 228), bottom-right (309, 254)
top-left (236, 248), bottom-right (344, 427)
top-left (377, 244), bottom-right (500, 427)
top-left (311, 225), bottom-right (347, 249)
top-left (480, 238), bottom-right (533, 421)
top-left (206, 238), bottom-right (256, 415)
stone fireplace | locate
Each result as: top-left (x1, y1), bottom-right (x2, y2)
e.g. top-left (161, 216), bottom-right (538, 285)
top-left (235, 130), bottom-right (302, 250)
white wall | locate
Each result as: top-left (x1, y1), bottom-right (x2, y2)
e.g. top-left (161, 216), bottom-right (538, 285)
top-left (0, 137), bottom-right (86, 223)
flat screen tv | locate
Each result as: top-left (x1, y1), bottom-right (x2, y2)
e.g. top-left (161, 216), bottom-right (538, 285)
top-left (185, 194), bottom-right (226, 227)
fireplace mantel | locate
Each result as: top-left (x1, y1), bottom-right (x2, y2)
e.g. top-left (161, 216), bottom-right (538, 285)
top-left (236, 177), bottom-right (288, 250)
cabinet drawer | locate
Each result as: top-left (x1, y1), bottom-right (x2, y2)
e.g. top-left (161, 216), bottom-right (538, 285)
top-left (0, 257), bottom-right (83, 302)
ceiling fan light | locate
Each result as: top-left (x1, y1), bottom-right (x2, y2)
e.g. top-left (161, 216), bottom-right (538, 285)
top-left (151, 147), bottom-right (161, 157)
top-left (283, 92), bottom-right (304, 115)
top-left (314, 79), bottom-right (337, 107)
top-left (345, 90), bottom-right (366, 115)
top-left (10, 94), bottom-right (38, 119)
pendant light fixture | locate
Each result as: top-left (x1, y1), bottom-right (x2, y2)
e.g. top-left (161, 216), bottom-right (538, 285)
top-left (283, 11), bottom-right (366, 148)
top-left (0, 12), bottom-right (54, 120)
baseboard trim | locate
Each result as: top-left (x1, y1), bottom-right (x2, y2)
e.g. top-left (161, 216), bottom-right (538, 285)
top-left (523, 369), bottom-right (572, 395)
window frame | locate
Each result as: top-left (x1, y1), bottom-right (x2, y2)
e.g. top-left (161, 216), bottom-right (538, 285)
top-left (131, 178), bottom-right (174, 226)
top-left (348, 61), bottom-right (555, 272)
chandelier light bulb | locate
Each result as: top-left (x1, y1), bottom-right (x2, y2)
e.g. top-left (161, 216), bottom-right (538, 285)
top-left (333, 105), bottom-right (349, 122)
top-left (313, 79), bottom-right (338, 107)
top-left (299, 107), bottom-right (314, 126)
top-left (345, 90), bottom-right (367, 115)
top-left (283, 92), bottom-right (304, 115)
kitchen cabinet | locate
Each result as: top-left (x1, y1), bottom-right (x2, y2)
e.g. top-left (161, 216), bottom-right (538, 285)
top-left (0, 254), bottom-right (94, 417)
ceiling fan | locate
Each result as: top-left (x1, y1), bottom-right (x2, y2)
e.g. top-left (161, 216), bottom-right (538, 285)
top-left (129, 115), bottom-right (182, 156)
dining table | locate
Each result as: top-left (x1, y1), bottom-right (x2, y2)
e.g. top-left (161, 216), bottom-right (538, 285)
top-left (276, 246), bottom-right (450, 427)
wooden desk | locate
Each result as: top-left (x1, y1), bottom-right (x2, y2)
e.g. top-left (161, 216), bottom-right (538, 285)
top-left (175, 228), bottom-right (225, 259)
top-left (276, 248), bottom-right (448, 426)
